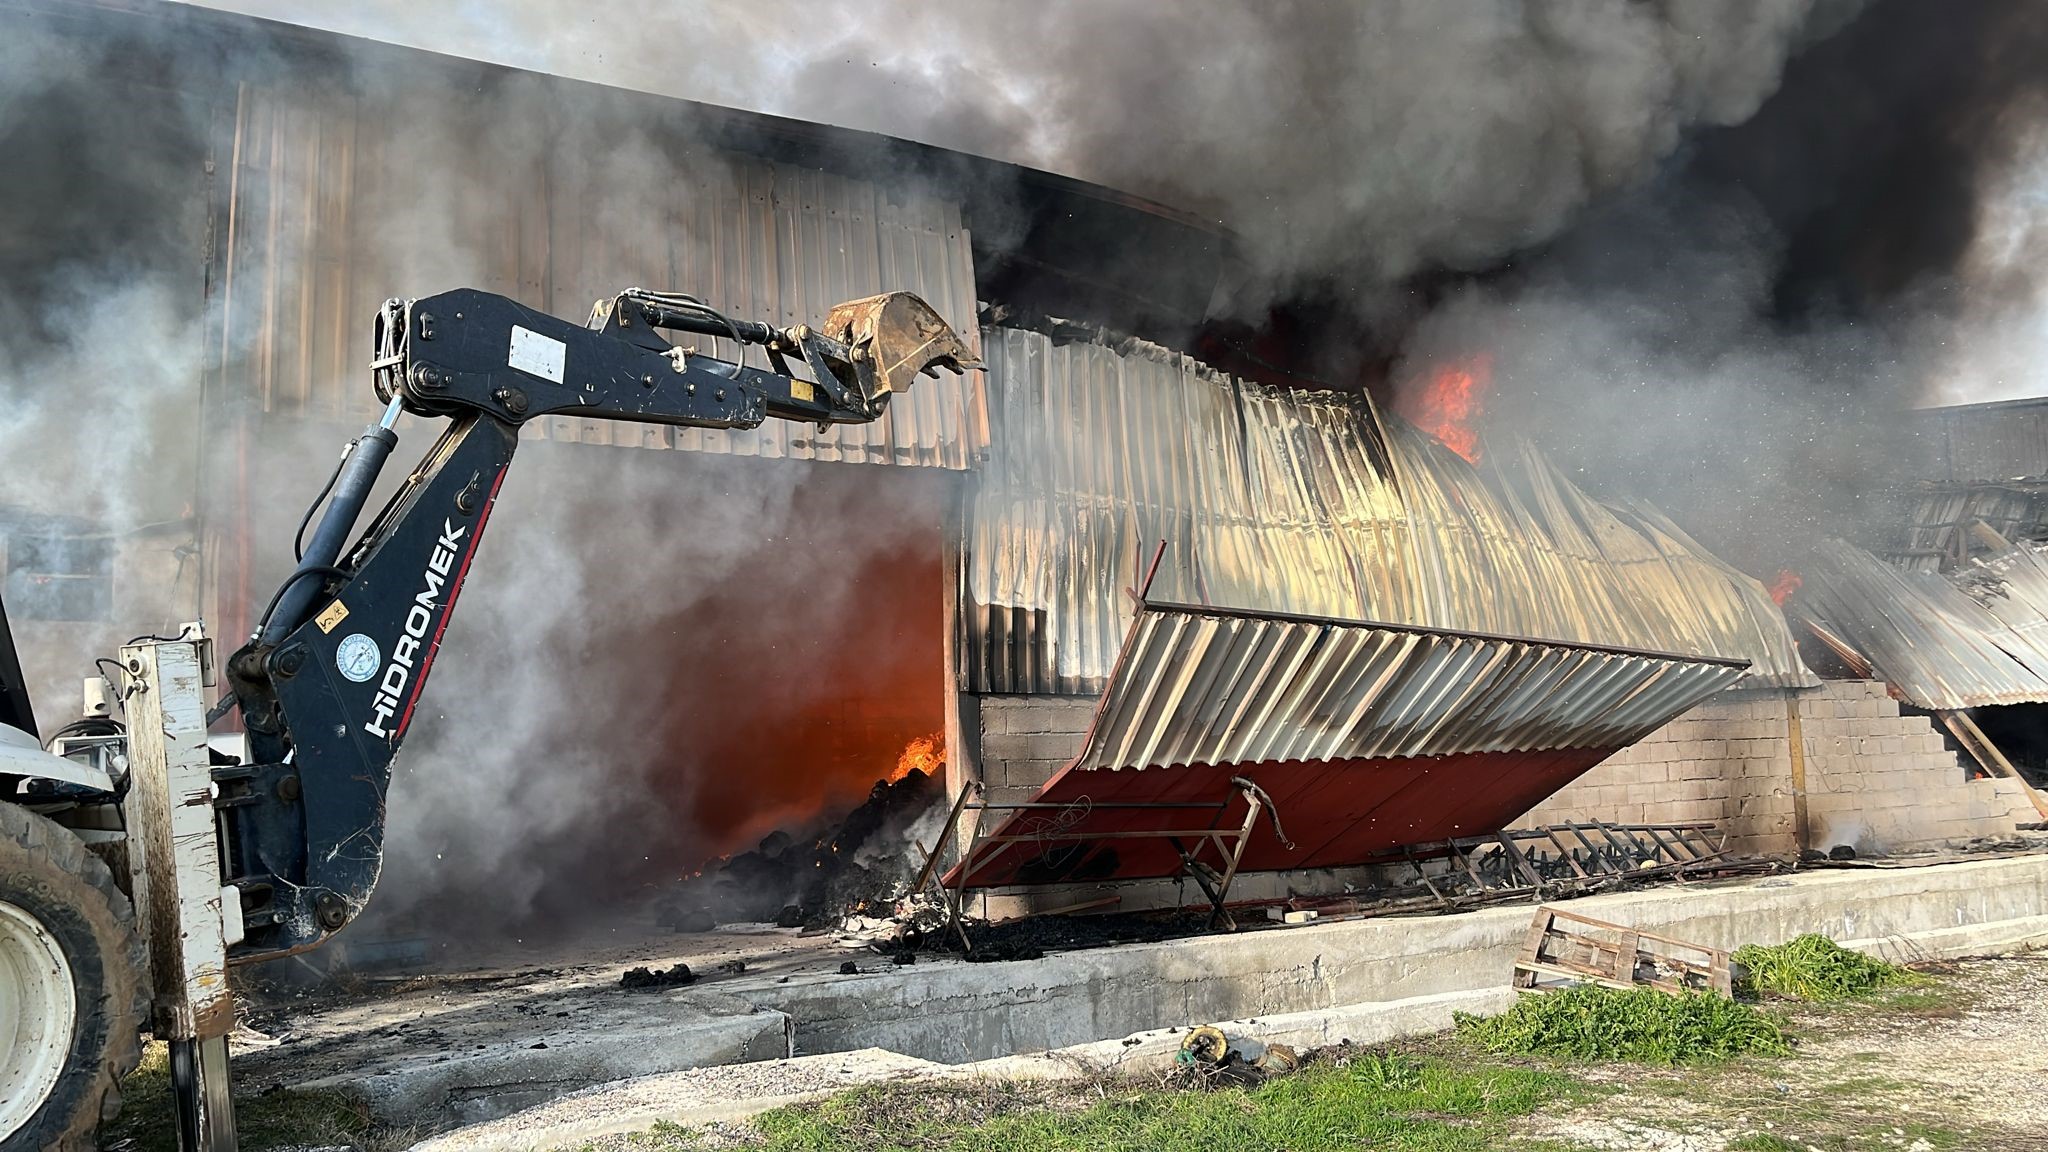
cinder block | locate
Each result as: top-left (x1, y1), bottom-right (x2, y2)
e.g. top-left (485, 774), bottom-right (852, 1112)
top-left (1629, 762), bottom-right (1674, 785)
top-left (996, 758), bottom-right (1065, 789)
top-left (979, 732), bottom-right (1032, 764)
top-left (985, 784), bottom-right (1040, 807)
top-left (1023, 732), bottom-right (1084, 761)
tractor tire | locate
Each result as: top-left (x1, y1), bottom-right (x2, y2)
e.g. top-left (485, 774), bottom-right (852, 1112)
top-left (0, 803), bottom-right (147, 1152)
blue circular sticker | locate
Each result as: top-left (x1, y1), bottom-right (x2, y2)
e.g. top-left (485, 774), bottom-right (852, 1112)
top-left (336, 633), bottom-right (382, 683)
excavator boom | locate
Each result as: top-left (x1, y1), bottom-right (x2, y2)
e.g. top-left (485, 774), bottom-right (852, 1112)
top-left (218, 287), bottom-right (978, 962)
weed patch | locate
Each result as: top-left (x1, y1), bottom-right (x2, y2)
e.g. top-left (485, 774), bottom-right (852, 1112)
top-left (1733, 934), bottom-right (1917, 1001)
top-left (632, 1056), bottom-right (1579, 1152)
top-left (1454, 985), bottom-right (1791, 1064)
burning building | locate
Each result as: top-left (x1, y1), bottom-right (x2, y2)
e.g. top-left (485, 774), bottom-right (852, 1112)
top-left (2, 0), bottom-right (2037, 939)
top-left (1779, 397), bottom-right (2048, 816)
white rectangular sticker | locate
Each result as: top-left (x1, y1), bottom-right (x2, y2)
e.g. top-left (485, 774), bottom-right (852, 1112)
top-left (508, 325), bottom-right (566, 384)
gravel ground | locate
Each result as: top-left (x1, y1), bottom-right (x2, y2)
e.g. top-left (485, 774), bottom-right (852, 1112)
top-left (1525, 953), bottom-right (2048, 1150)
top-left (409, 1049), bottom-right (947, 1152)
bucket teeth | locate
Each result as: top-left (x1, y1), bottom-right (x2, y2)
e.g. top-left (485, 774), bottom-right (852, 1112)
top-left (825, 292), bottom-right (983, 399)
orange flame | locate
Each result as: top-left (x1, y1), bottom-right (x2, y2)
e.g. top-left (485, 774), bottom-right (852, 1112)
top-left (1399, 354), bottom-right (1493, 464)
top-left (1767, 570), bottom-right (1802, 606)
top-left (890, 732), bottom-right (945, 783)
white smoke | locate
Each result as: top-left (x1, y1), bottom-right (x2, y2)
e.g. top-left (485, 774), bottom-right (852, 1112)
top-left (374, 445), bottom-right (804, 930)
top-left (1921, 125), bottom-right (2048, 405)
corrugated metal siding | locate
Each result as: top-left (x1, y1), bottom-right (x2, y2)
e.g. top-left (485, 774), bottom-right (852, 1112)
top-left (965, 328), bottom-right (1813, 693)
top-left (214, 83), bottom-right (983, 468)
top-left (1921, 398), bottom-right (2048, 484)
top-left (1076, 604), bottom-right (1749, 772)
top-left (1795, 538), bottom-right (2048, 709)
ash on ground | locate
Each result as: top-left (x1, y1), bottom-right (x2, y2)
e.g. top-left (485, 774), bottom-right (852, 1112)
top-left (656, 768), bottom-right (946, 932)
top-left (891, 908), bottom-right (1220, 962)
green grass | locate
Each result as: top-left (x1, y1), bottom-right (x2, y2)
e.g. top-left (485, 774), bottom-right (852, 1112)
top-left (593, 1054), bottom-right (1584, 1152)
top-left (108, 1041), bottom-right (404, 1152)
top-left (1733, 935), bottom-right (1918, 1001)
top-left (1454, 985), bottom-right (1791, 1065)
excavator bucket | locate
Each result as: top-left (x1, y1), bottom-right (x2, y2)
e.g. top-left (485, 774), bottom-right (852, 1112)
top-left (824, 291), bottom-right (983, 399)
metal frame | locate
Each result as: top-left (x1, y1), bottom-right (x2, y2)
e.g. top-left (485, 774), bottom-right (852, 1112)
top-left (1383, 821), bottom-right (1730, 895)
top-left (914, 776), bottom-right (1280, 940)
top-left (913, 811), bottom-right (1751, 947)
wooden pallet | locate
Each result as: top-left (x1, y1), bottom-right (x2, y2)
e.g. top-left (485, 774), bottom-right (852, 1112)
top-left (1511, 906), bottom-right (1733, 997)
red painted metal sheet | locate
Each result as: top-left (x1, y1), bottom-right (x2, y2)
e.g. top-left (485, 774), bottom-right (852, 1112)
top-left (946, 746), bottom-right (1618, 888)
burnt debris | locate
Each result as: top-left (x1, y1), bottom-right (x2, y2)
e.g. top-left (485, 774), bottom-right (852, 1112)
top-left (655, 767), bottom-right (944, 931)
top-left (618, 963), bottom-right (694, 991)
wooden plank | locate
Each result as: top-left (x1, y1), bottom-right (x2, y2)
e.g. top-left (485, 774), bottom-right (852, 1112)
top-left (1516, 907), bottom-right (1555, 965)
top-left (1784, 691), bottom-right (1813, 852)
top-left (1939, 709), bottom-right (2048, 820)
top-left (123, 637), bottom-right (236, 1042)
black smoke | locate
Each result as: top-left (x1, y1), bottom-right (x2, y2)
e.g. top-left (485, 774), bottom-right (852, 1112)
top-left (1379, 0), bottom-right (2048, 570)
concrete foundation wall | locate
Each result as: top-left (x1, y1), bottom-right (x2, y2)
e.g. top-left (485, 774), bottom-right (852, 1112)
top-left (755, 855), bottom-right (2048, 1062)
top-left (1521, 681), bottom-right (2034, 856)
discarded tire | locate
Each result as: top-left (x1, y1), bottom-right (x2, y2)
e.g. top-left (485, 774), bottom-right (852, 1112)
top-left (0, 804), bottom-right (146, 1152)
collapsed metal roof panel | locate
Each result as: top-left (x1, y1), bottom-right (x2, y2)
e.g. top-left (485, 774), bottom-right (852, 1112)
top-left (949, 602), bottom-right (1747, 888)
top-left (964, 327), bottom-right (1815, 693)
top-left (1076, 604), bottom-right (1750, 773)
top-left (1793, 538), bottom-right (2048, 709)
top-left (951, 747), bottom-right (1618, 887)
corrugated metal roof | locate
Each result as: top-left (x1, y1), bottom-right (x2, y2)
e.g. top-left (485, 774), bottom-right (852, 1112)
top-left (1793, 538), bottom-right (2048, 708)
top-left (1078, 603), bottom-right (1750, 772)
top-left (215, 83), bottom-right (983, 468)
top-left (964, 327), bottom-right (1814, 693)
top-left (947, 601), bottom-right (1746, 888)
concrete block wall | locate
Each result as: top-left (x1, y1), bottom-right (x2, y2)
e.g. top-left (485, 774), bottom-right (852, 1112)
top-left (1519, 688), bottom-right (1800, 857)
top-left (1522, 680), bottom-right (2032, 856)
top-left (1799, 681), bottom-right (2037, 851)
top-left (973, 695), bottom-right (1097, 807)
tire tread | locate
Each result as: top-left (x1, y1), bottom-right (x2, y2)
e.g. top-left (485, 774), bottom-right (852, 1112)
top-left (0, 804), bottom-right (147, 1152)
